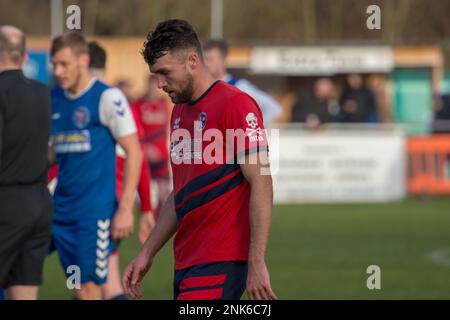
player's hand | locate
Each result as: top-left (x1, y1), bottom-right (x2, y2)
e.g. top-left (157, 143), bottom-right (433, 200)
top-left (123, 252), bottom-right (153, 298)
top-left (112, 207), bottom-right (134, 240)
top-left (246, 260), bottom-right (277, 300)
top-left (139, 211), bottom-right (156, 245)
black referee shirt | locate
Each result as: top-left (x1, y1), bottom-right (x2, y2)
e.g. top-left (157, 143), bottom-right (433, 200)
top-left (0, 69), bottom-right (51, 186)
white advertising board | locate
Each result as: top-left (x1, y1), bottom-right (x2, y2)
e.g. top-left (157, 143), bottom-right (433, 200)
top-left (251, 46), bottom-right (394, 75)
top-left (270, 126), bottom-right (406, 203)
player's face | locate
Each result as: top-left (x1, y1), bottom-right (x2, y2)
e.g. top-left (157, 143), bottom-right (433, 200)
top-left (150, 52), bottom-right (195, 104)
top-left (204, 48), bottom-right (226, 80)
top-left (118, 81), bottom-right (134, 101)
top-left (348, 74), bottom-right (363, 89)
top-left (146, 77), bottom-right (159, 97)
top-left (52, 47), bottom-right (88, 91)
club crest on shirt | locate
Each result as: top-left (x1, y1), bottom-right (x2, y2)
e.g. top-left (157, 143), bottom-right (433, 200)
top-left (72, 106), bottom-right (90, 129)
top-left (195, 112), bottom-right (207, 131)
top-left (173, 117), bottom-right (181, 129)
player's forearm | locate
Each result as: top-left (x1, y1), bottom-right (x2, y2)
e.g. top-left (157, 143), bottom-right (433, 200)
top-left (120, 145), bottom-right (143, 210)
top-left (47, 145), bottom-right (56, 167)
top-left (141, 191), bottom-right (178, 259)
top-left (248, 174), bottom-right (273, 265)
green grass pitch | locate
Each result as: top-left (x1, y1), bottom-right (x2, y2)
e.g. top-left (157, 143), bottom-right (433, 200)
top-left (39, 197), bottom-right (450, 299)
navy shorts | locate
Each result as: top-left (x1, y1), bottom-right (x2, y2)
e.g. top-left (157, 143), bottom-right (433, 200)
top-left (173, 261), bottom-right (248, 300)
top-left (49, 217), bottom-right (117, 285)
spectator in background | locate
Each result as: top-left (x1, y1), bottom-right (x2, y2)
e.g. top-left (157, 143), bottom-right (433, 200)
top-left (290, 78), bottom-right (339, 129)
top-left (203, 39), bottom-right (283, 126)
top-left (432, 92), bottom-right (450, 133)
top-left (116, 79), bottom-right (136, 103)
top-left (339, 73), bottom-right (377, 123)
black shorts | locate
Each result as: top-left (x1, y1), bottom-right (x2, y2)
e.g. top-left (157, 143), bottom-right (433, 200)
top-left (173, 261), bottom-right (248, 300)
top-left (0, 184), bottom-right (53, 288)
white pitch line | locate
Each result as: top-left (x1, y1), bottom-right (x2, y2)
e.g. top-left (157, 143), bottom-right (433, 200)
top-left (426, 248), bottom-right (450, 268)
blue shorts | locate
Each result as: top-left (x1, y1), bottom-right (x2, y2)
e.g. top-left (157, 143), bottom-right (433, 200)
top-left (50, 218), bottom-right (119, 285)
top-left (173, 261), bottom-right (248, 300)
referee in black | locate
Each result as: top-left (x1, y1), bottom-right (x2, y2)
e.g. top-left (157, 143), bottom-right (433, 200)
top-left (0, 25), bottom-right (52, 300)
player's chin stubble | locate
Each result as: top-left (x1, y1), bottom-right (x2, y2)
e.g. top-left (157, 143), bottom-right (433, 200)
top-left (171, 74), bottom-right (194, 104)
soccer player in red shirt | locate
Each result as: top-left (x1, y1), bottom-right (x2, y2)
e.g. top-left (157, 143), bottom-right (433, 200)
top-left (123, 19), bottom-right (276, 300)
top-left (133, 75), bottom-right (171, 220)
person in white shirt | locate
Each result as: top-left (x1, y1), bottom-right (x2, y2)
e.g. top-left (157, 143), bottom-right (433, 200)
top-left (203, 39), bottom-right (283, 126)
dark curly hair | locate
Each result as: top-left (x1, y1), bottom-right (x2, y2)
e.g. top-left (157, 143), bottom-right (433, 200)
top-left (88, 41), bottom-right (106, 69)
top-left (141, 19), bottom-right (203, 66)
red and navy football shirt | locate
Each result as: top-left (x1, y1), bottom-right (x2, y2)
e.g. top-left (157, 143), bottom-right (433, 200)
top-left (170, 80), bottom-right (268, 270)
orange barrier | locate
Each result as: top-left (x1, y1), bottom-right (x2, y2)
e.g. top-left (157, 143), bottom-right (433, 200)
top-left (407, 135), bottom-right (450, 194)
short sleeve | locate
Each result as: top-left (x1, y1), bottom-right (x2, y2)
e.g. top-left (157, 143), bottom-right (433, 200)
top-left (224, 93), bottom-right (269, 161)
top-left (99, 88), bottom-right (137, 139)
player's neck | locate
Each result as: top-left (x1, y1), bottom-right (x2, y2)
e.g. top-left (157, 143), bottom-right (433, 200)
top-left (145, 91), bottom-right (157, 101)
top-left (0, 64), bottom-right (22, 73)
top-left (69, 72), bottom-right (94, 96)
top-left (90, 69), bottom-right (105, 82)
top-left (190, 71), bottom-right (216, 103)
top-left (217, 70), bottom-right (227, 81)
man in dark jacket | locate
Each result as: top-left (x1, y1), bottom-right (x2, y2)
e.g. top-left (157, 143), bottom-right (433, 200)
top-left (291, 78), bottom-right (339, 128)
top-left (339, 74), bottom-right (377, 123)
top-left (0, 25), bottom-right (52, 300)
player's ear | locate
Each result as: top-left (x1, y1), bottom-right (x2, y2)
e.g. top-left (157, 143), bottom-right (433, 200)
top-left (187, 51), bottom-right (199, 71)
top-left (20, 52), bottom-right (29, 67)
top-left (79, 52), bottom-right (90, 69)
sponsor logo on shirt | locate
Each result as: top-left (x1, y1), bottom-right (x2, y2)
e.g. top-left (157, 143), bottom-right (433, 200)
top-left (52, 130), bottom-right (92, 153)
top-left (52, 113), bottom-right (61, 120)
